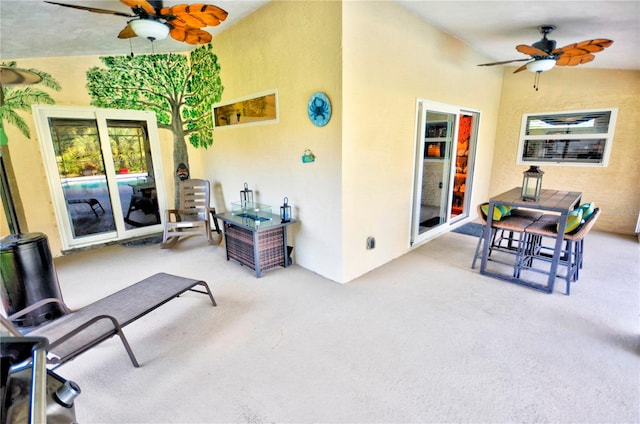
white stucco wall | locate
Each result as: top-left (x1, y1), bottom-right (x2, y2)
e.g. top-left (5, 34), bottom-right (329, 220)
top-left (340, 1), bottom-right (504, 282)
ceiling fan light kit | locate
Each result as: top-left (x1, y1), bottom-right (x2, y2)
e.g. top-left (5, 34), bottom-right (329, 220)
top-left (526, 59), bottom-right (555, 73)
top-left (130, 19), bottom-right (170, 41)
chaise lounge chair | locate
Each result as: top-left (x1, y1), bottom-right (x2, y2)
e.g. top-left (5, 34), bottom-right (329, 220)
top-left (0, 273), bottom-right (216, 368)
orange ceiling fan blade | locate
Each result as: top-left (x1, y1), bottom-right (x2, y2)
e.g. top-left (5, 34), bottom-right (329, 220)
top-left (196, 4), bottom-right (229, 22)
top-left (117, 24), bottom-right (137, 39)
top-left (516, 45), bottom-right (550, 57)
top-left (555, 54), bottom-right (595, 66)
top-left (170, 14), bottom-right (222, 28)
top-left (553, 39), bottom-right (613, 55)
top-left (120, 0), bottom-right (157, 15)
top-left (169, 26), bottom-right (213, 44)
top-left (167, 12), bottom-right (207, 28)
top-left (162, 4), bottom-right (228, 28)
top-left (558, 47), bottom-right (600, 57)
top-left (160, 3), bottom-right (229, 27)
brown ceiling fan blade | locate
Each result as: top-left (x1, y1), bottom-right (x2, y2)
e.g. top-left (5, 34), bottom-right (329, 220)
top-left (44, 1), bottom-right (133, 17)
top-left (117, 24), bottom-right (137, 39)
top-left (477, 58), bottom-right (530, 66)
top-left (555, 53), bottom-right (595, 67)
top-left (169, 26), bottom-right (213, 44)
top-left (516, 44), bottom-right (550, 57)
top-left (553, 39), bottom-right (614, 55)
top-left (513, 63), bottom-right (530, 74)
top-left (120, 0), bottom-right (157, 15)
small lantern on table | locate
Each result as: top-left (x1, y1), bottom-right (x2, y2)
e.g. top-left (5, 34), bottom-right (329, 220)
top-left (240, 183), bottom-right (254, 209)
top-left (521, 166), bottom-right (544, 201)
top-left (280, 197), bottom-right (291, 223)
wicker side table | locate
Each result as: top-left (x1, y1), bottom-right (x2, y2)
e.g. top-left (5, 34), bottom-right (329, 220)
top-left (214, 212), bottom-right (296, 277)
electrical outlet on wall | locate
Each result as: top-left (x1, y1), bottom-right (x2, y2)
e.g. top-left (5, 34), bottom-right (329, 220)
top-left (366, 237), bottom-right (375, 250)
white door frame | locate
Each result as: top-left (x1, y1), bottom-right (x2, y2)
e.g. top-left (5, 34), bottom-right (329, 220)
top-left (411, 99), bottom-right (480, 246)
top-left (33, 105), bottom-right (167, 250)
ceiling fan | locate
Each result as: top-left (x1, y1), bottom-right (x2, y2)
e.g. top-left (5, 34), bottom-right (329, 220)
top-left (44, 0), bottom-right (228, 44)
top-left (478, 25), bottom-right (613, 74)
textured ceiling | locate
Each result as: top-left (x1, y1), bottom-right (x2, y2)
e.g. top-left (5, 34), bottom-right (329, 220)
top-left (0, 0), bottom-right (270, 58)
top-left (397, 0), bottom-right (640, 70)
top-left (1, 1), bottom-right (639, 71)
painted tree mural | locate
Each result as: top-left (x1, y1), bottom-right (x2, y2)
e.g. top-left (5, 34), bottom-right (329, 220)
top-left (0, 62), bottom-right (61, 234)
top-left (85, 43), bottom-right (223, 206)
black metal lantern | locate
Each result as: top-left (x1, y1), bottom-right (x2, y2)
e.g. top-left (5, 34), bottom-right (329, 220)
top-left (280, 197), bottom-right (291, 223)
top-left (521, 166), bottom-right (544, 201)
top-left (240, 183), bottom-right (253, 209)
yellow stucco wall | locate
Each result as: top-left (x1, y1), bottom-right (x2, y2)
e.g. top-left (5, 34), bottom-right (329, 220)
top-left (492, 67), bottom-right (640, 234)
top-left (200, 0), bottom-right (344, 281)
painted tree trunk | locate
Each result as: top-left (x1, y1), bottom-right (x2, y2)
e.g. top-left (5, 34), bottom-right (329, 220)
top-left (171, 127), bottom-right (189, 208)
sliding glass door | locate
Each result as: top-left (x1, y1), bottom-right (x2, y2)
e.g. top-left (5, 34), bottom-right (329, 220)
top-left (411, 100), bottom-right (479, 245)
top-left (34, 107), bottom-right (167, 250)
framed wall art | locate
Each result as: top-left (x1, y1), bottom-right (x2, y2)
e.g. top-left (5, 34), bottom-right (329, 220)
top-left (213, 89), bottom-right (279, 128)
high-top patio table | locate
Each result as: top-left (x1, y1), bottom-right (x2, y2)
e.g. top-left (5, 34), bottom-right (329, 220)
top-left (479, 187), bottom-right (582, 293)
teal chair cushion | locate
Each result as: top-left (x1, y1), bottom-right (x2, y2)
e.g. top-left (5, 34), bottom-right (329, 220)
top-left (579, 202), bottom-right (595, 220)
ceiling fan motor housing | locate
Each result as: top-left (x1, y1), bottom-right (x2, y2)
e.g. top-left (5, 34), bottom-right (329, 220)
top-left (532, 25), bottom-right (557, 54)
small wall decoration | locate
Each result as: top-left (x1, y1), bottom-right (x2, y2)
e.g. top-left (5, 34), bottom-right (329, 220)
top-left (176, 163), bottom-right (190, 180)
top-left (307, 92), bottom-right (331, 127)
top-left (213, 89), bottom-right (278, 128)
top-left (302, 149), bottom-right (316, 163)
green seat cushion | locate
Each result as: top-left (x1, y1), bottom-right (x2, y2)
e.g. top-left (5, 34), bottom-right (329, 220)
top-left (579, 202), bottom-right (595, 220)
top-left (557, 208), bottom-right (584, 234)
top-left (481, 203), bottom-right (513, 221)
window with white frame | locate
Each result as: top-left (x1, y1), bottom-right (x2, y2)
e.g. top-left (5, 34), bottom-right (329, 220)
top-left (517, 108), bottom-right (617, 166)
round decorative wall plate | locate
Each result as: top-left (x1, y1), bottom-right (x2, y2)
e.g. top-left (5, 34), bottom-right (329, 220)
top-left (307, 92), bottom-right (331, 127)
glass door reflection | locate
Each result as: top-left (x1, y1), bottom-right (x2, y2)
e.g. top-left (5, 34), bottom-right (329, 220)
top-left (418, 111), bottom-right (456, 233)
top-left (50, 118), bottom-right (117, 239)
top-left (108, 120), bottom-right (160, 228)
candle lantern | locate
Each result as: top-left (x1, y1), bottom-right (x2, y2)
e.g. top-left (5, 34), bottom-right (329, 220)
top-left (240, 183), bottom-right (253, 209)
top-left (521, 166), bottom-right (544, 201)
top-left (280, 197), bottom-right (291, 223)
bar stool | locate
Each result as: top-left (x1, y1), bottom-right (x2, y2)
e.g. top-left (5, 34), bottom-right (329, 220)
top-left (472, 203), bottom-right (536, 276)
top-left (522, 208), bottom-right (600, 295)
